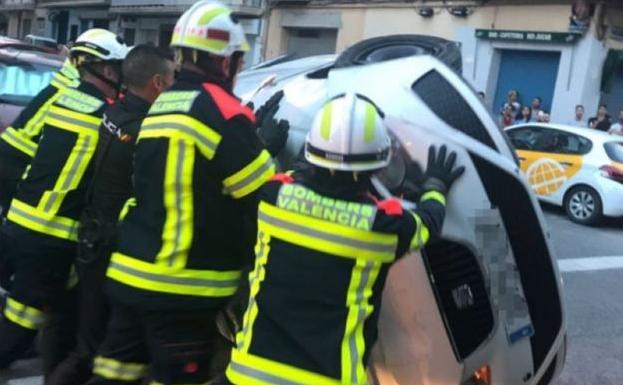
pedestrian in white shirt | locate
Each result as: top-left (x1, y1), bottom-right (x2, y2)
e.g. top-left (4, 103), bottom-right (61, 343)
top-left (567, 104), bottom-right (587, 127)
top-left (608, 110), bottom-right (623, 136)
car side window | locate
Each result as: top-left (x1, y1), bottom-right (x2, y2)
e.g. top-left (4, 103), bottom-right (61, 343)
top-left (507, 126), bottom-right (545, 151)
top-left (534, 130), bottom-right (592, 155)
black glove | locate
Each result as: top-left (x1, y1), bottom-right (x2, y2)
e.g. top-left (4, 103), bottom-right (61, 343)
top-left (256, 90), bottom-right (290, 156)
top-left (255, 90), bottom-right (284, 125)
top-left (423, 145), bottom-right (465, 194)
top-left (259, 119), bottom-right (290, 157)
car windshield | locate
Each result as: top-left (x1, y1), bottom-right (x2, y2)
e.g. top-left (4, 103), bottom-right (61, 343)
top-left (0, 60), bottom-right (56, 106)
top-left (604, 141), bottom-right (623, 162)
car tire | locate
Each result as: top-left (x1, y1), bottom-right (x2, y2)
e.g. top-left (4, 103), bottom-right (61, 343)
top-left (564, 185), bottom-right (603, 225)
top-left (334, 34), bottom-right (462, 73)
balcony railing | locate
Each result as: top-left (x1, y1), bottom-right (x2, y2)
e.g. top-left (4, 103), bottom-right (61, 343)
top-left (109, 0), bottom-right (263, 15)
top-left (37, 0), bottom-right (110, 6)
top-left (0, 0), bottom-right (36, 10)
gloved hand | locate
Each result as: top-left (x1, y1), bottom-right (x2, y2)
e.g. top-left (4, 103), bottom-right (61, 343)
top-left (256, 90), bottom-right (290, 156)
top-left (258, 118), bottom-right (290, 157)
top-left (255, 90), bottom-right (284, 126)
top-left (423, 145), bottom-right (465, 194)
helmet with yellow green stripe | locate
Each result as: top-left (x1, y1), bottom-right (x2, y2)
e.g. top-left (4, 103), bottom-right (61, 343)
top-left (70, 29), bottom-right (129, 64)
top-left (170, 1), bottom-right (250, 57)
top-left (305, 93), bottom-right (392, 172)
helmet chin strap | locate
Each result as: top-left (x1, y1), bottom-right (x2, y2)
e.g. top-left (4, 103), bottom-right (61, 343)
top-left (225, 51), bottom-right (244, 91)
top-left (83, 62), bottom-right (123, 99)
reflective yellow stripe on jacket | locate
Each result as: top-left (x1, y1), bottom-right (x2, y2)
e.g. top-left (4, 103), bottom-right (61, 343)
top-left (0, 89), bottom-right (63, 157)
top-left (223, 150), bottom-right (275, 199)
top-left (139, 114), bottom-right (222, 160)
top-left (258, 201), bottom-right (398, 263)
top-left (227, 350), bottom-right (344, 385)
top-left (0, 127), bottom-right (38, 157)
top-left (107, 252), bottom-right (242, 297)
top-left (7, 199), bottom-right (79, 241)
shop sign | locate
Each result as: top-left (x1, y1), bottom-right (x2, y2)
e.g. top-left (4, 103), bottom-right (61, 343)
top-left (475, 29), bottom-right (582, 44)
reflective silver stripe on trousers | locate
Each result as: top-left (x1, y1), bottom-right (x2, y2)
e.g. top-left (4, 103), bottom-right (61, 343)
top-left (9, 204), bottom-right (76, 234)
top-left (350, 262), bottom-right (374, 384)
top-left (47, 111), bottom-right (100, 131)
top-left (5, 301), bottom-right (44, 326)
top-left (230, 361), bottom-right (307, 385)
top-left (108, 261), bottom-right (240, 288)
top-left (238, 232), bottom-right (266, 349)
top-left (223, 157), bottom-right (274, 195)
top-left (169, 140), bottom-right (185, 267)
top-left (44, 136), bottom-right (92, 213)
top-left (94, 361), bottom-right (146, 380)
top-left (142, 122), bottom-right (218, 153)
top-left (259, 210), bottom-right (395, 254)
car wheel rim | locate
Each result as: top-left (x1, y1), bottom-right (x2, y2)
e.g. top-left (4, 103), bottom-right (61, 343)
top-left (570, 191), bottom-right (595, 220)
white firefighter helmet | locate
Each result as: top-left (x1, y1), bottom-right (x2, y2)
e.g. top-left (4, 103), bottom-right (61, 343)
top-left (170, 1), bottom-right (250, 57)
top-left (305, 93), bottom-right (392, 172)
top-left (70, 29), bottom-right (129, 62)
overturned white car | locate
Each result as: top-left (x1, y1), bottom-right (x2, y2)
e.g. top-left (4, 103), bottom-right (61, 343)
top-left (236, 36), bottom-right (566, 385)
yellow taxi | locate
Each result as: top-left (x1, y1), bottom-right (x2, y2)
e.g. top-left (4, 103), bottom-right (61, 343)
top-left (506, 123), bottom-right (623, 224)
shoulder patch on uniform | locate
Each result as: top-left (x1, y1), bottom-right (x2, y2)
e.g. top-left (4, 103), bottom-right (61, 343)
top-left (376, 198), bottom-right (404, 216)
top-left (203, 83), bottom-right (256, 123)
top-left (55, 88), bottom-right (104, 113)
top-left (149, 91), bottom-right (200, 115)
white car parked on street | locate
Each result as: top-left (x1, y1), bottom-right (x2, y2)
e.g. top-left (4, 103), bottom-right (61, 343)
top-left (506, 123), bottom-right (623, 225)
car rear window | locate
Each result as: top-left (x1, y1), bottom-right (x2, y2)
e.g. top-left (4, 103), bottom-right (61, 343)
top-left (604, 142), bottom-right (623, 162)
top-left (0, 61), bottom-right (56, 106)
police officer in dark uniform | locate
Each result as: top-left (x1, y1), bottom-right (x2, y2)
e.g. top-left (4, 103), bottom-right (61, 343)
top-left (46, 44), bottom-right (177, 385)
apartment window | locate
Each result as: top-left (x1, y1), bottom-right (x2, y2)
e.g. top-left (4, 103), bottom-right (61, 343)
top-left (124, 28), bottom-right (136, 46)
top-left (286, 28), bottom-right (337, 58)
top-left (70, 25), bottom-right (79, 42)
top-left (22, 19), bottom-right (32, 38)
top-left (93, 19), bottom-right (109, 29)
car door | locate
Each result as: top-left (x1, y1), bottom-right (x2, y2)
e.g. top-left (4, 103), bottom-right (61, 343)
top-left (506, 125), bottom-right (545, 173)
top-left (508, 126), bottom-right (586, 202)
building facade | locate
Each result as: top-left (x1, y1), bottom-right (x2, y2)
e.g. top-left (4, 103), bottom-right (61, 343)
top-left (264, 0), bottom-right (623, 123)
top-left (1, 0), bottom-right (266, 66)
top-left (0, 0), bottom-right (37, 38)
top-left (109, 0), bottom-right (265, 65)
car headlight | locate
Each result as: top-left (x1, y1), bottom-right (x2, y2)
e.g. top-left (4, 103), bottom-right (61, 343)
top-left (462, 365), bottom-right (491, 385)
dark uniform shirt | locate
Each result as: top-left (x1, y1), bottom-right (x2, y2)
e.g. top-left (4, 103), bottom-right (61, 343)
top-left (226, 171), bottom-right (446, 385)
top-left (0, 65), bottom-right (79, 213)
top-left (106, 70), bottom-right (275, 310)
top-left (87, 92), bottom-right (151, 224)
top-left (5, 81), bottom-right (108, 245)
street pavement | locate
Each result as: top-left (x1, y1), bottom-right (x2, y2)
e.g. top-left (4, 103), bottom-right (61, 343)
top-left (1, 205), bottom-right (622, 385)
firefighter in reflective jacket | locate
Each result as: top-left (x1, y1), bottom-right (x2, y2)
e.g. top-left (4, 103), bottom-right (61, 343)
top-left (224, 93), bottom-right (465, 385)
top-left (86, 2), bottom-right (284, 385)
top-left (0, 59), bottom-right (79, 215)
top-left (45, 45), bottom-right (177, 385)
top-left (0, 29), bottom-right (128, 373)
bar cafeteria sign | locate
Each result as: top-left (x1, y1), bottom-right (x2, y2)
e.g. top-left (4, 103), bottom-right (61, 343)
top-left (475, 29), bottom-right (582, 44)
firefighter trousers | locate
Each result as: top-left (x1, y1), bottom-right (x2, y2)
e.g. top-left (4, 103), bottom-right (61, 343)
top-left (84, 299), bottom-right (226, 385)
top-left (0, 228), bottom-right (77, 374)
top-left (46, 240), bottom-right (112, 385)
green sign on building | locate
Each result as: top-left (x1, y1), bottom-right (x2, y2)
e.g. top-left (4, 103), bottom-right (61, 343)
top-left (475, 29), bottom-right (582, 44)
